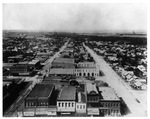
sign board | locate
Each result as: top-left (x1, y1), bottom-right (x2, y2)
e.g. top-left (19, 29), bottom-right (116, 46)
top-left (19, 73), bottom-right (30, 75)
top-left (23, 111), bottom-right (34, 116)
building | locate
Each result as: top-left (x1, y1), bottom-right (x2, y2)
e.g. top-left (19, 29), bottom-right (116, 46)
top-left (28, 60), bottom-right (41, 69)
top-left (50, 58), bottom-right (75, 75)
top-left (75, 62), bottom-right (99, 77)
top-left (51, 58), bottom-right (75, 68)
top-left (10, 62), bottom-right (35, 76)
top-left (24, 83), bottom-right (57, 116)
top-left (99, 87), bottom-right (121, 116)
top-left (86, 83), bottom-right (100, 116)
top-left (76, 83), bottom-right (87, 115)
top-left (57, 86), bottom-right (76, 116)
top-left (7, 55), bottom-right (23, 63)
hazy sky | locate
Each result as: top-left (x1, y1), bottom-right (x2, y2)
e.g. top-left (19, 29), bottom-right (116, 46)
top-left (3, 3), bottom-right (147, 33)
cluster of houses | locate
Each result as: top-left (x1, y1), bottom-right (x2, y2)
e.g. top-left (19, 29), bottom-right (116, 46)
top-left (3, 33), bottom-right (68, 77)
top-left (87, 40), bottom-right (147, 90)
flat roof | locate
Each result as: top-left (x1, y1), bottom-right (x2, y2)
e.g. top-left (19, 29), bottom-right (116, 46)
top-left (26, 83), bottom-right (54, 99)
top-left (99, 87), bottom-right (119, 100)
top-left (28, 60), bottom-right (40, 65)
top-left (76, 66), bottom-right (96, 69)
top-left (78, 62), bottom-right (95, 64)
top-left (18, 62), bottom-right (29, 65)
top-left (53, 58), bottom-right (74, 64)
top-left (57, 86), bottom-right (76, 101)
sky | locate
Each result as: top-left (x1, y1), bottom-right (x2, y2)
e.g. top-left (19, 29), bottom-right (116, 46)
top-left (3, 3), bottom-right (147, 33)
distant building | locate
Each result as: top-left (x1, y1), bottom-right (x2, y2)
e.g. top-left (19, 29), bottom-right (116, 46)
top-left (75, 62), bottom-right (99, 77)
top-left (10, 62), bottom-right (35, 76)
top-left (57, 86), bottom-right (76, 116)
top-left (23, 83), bottom-right (56, 116)
top-left (7, 55), bottom-right (23, 63)
top-left (28, 59), bottom-right (41, 69)
top-left (50, 58), bottom-right (75, 75)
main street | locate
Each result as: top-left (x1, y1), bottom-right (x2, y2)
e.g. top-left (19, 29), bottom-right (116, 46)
top-left (83, 43), bottom-right (147, 117)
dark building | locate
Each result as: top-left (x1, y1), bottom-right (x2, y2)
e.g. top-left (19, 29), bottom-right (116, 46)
top-left (23, 83), bottom-right (57, 116)
top-left (10, 62), bottom-right (35, 76)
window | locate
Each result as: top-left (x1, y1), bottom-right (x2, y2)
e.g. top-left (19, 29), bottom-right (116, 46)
top-left (77, 105), bottom-right (79, 109)
top-left (83, 105), bottom-right (85, 109)
top-left (26, 103), bottom-right (28, 107)
top-left (62, 103), bottom-right (64, 107)
top-left (80, 105), bottom-right (82, 109)
top-left (68, 103), bottom-right (70, 107)
top-left (58, 103), bottom-right (61, 107)
top-left (72, 103), bottom-right (74, 107)
top-left (65, 103), bottom-right (67, 107)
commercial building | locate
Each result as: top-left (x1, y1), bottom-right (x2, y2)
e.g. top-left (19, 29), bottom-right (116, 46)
top-left (50, 58), bottom-right (75, 75)
top-left (86, 83), bottom-right (100, 116)
top-left (99, 87), bottom-right (121, 116)
top-left (24, 83), bottom-right (57, 116)
top-left (57, 86), bottom-right (76, 115)
top-left (10, 62), bottom-right (35, 76)
top-left (28, 60), bottom-right (40, 69)
top-left (76, 83), bottom-right (87, 115)
top-left (75, 62), bottom-right (99, 77)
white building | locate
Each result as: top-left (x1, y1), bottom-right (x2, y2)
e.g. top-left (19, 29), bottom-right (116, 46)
top-left (76, 92), bottom-right (87, 114)
top-left (75, 62), bottom-right (99, 77)
top-left (57, 86), bottom-right (76, 115)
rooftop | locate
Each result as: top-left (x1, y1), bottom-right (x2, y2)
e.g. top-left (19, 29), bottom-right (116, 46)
top-left (86, 83), bottom-right (99, 94)
top-left (76, 66), bottom-right (96, 69)
top-left (26, 83), bottom-right (54, 99)
top-left (57, 86), bottom-right (76, 101)
top-left (99, 87), bottom-right (120, 100)
top-left (28, 60), bottom-right (40, 65)
top-left (53, 58), bottom-right (74, 64)
top-left (77, 92), bottom-right (86, 103)
top-left (18, 62), bottom-right (29, 65)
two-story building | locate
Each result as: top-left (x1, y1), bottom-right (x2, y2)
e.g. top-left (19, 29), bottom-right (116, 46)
top-left (75, 62), bottom-right (99, 77)
top-left (57, 86), bottom-right (76, 116)
top-left (24, 83), bottom-right (57, 116)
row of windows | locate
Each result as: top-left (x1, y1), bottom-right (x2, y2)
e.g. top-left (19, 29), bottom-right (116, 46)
top-left (100, 109), bottom-right (120, 115)
top-left (58, 102), bottom-right (74, 107)
top-left (26, 102), bottom-right (48, 107)
top-left (77, 63), bottom-right (95, 67)
top-left (87, 97), bottom-right (99, 102)
top-left (76, 73), bottom-right (99, 77)
top-left (101, 102), bottom-right (120, 107)
top-left (11, 69), bottom-right (27, 71)
top-left (75, 69), bottom-right (97, 72)
top-left (76, 104), bottom-right (86, 109)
